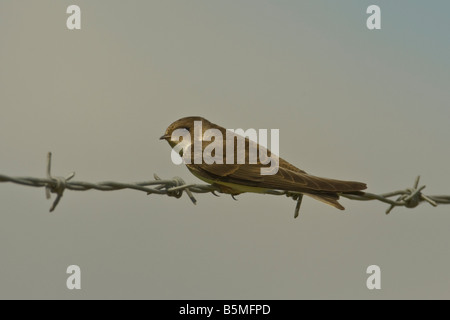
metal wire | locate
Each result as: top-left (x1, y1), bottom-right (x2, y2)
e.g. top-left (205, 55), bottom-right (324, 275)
top-left (1, 152), bottom-right (449, 216)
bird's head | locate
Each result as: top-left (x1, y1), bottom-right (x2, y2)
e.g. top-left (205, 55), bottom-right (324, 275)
top-left (160, 116), bottom-right (212, 147)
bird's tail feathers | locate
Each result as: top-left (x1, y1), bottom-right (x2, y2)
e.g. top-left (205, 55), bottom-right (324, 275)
top-left (303, 192), bottom-right (345, 210)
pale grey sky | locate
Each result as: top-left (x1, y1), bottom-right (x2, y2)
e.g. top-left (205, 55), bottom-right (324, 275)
top-left (0, 1), bottom-right (449, 299)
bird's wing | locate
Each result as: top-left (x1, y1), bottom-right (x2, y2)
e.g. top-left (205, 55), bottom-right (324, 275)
top-left (188, 161), bottom-right (366, 193)
top-left (187, 129), bottom-right (366, 193)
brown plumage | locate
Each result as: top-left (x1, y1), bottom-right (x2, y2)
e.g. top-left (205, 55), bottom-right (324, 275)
top-left (160, 116), bottom-right (366, 210)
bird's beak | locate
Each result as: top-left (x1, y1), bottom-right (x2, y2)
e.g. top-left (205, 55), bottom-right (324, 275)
top-left (160, 134), bottom-right (170, 140)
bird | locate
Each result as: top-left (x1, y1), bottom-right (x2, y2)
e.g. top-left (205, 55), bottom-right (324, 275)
top-left (160, 116), bottom-right (366, 210)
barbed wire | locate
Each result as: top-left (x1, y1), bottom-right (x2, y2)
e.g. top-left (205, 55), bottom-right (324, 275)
top-left (1, 152), bottom-right (449, 217)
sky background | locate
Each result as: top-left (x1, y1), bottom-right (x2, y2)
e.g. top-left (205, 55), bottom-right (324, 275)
top-left (1, 1), bottom-right (449, 299)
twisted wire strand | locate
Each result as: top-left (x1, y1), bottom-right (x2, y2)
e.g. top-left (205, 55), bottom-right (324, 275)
top-left (1, 153), bottom-right (449, 216)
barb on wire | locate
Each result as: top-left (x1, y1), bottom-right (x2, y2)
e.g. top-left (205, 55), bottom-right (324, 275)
top-left (45, 152), bottom-right (75, 212)
top-left (0, 152), bottom-right (449, 216)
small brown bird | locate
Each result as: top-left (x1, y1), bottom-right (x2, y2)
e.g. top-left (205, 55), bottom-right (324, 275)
top-left (160, 116), bottom-right (366, 210)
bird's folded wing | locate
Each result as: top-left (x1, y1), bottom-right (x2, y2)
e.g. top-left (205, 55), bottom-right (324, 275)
top-left (189, 162), bottom-right (366, 193)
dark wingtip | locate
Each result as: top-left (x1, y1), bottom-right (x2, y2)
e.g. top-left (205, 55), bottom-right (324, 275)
top-left (346, 181), bottom-right (367, 191)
